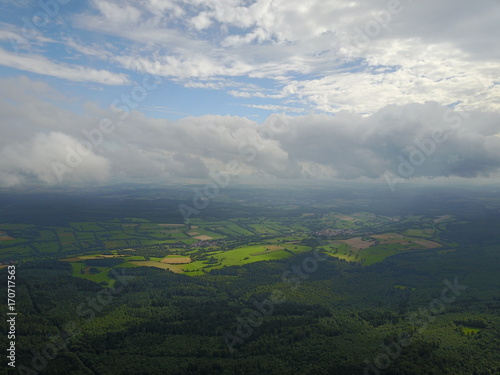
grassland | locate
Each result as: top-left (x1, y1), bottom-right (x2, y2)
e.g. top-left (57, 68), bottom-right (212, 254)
top-left (70, 262), bottom-right (115, 285)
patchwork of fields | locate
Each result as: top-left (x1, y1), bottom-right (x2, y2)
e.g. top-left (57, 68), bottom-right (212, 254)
top-left (0, 211), bottom-right (451, 283)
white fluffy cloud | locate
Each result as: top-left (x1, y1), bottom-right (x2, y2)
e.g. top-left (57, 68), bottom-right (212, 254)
top-left (0, 132), bottom-right (110, 186)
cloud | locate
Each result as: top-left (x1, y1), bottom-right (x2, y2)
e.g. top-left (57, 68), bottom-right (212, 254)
top-left (1, 77), bottom-right (499, 187)
top-left (276, 103), bottom-right (500, 180)
top-left (0, 47), bottom-right (130, 85)
top-left (3, 0), bottom-right (500, 117)
top-left (64, 0), bottom-right (500, 114)
top-left (0, 0), bottom-right (34, 8)
top-left (243, 104), bottom-right (304, 113)
top-left (0, 132), bottom-right (110, 186)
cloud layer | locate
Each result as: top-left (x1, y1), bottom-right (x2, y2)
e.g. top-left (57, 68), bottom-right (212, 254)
top-left (1, 77), bottom-right (499, 187)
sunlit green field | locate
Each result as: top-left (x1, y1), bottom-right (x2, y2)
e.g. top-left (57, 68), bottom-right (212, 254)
top-left (182, 243), bottom-right (312, 274)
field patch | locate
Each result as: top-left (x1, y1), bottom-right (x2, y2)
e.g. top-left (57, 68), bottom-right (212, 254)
top-left (71, 222), bottom-right (104, 232)
top-left (371, 233), bottom-right (440, 248)
top-left (461, 326), bottom-right (481, 336)
top-left (402, 228), bottom-right (435, 238)
top-left (250, 245), bottom-right (285, 255)
top-left (104, 240), bottom-right (129, 249)
top-left (393, 285), bottom-right (416, 291)
top-left (327, 232), bottom-right (442, 266)
top-left (248, 224), bottom-right (278, 235)
top-left (338, 237), bottom-right (374, 249)
top-left (160, 257), bottom-right (191, 264)
top-left (325, 243), bottom-right (361, 264)
top-left (414, 239), bottom-right (441, 248)
top-left (372, 233), bottom-right (405, 240)
top-left (181, 244), bottom-right (311, 274)
top-left (335, 215), bottom-right (357, 222)
top-left (194, 235), bottom-right (213, 240)
top-left (57, 230), bottom-right (77, 245)
top-left (63, 254), bottom-right (142, 262)
top-left (33, 242), bottom-right (59, 253)
top-left (0, 236), bottom-right (15, 241)
top-left (433, 215), bottom-right (453, 223)
top-left (70, 262), bottom-right (113, 284)
top-left (360, 246), bottom-right (399, 266)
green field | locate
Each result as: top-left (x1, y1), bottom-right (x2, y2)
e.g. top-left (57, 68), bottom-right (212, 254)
top-left (462, 326), bottom-right (481, 336)
top-left (402, 228), bottom-right (436, 238)
top-left (70, 262), bottom-right (113, 284)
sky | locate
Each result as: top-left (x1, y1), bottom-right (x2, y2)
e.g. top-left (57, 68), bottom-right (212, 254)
top-left (0, 0), bottom-right (499, 188)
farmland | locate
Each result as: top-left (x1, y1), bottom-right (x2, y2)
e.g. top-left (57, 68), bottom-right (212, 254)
top-left (0, 195), bottom-right (452, 282)
top-left (0, 183), bottom-right (497, 282)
